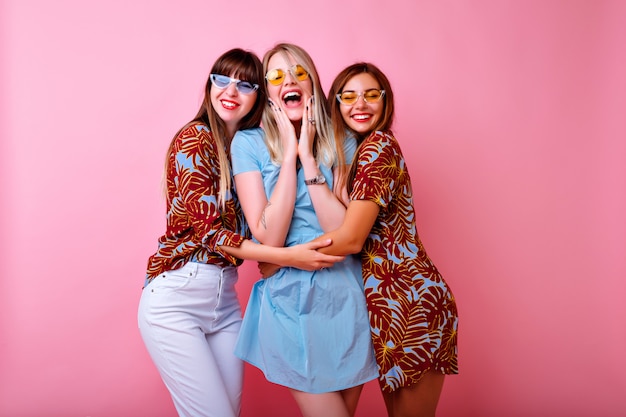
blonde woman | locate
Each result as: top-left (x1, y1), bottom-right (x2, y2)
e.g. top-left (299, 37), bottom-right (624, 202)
top-left (230, 43), bottom-right (377, 417)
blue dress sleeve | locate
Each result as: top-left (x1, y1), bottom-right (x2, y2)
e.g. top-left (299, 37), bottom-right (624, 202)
top-left (231, 127), bottom-right (265, 176)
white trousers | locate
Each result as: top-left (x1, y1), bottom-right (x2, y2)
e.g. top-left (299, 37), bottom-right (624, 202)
top-left (138, 262), bottom-right (243, 417)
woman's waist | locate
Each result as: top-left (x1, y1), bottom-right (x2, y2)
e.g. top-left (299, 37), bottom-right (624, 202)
top-left (147, 244), bottom-right (240, 272)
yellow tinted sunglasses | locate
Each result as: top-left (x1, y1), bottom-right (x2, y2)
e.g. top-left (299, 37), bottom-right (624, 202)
top-left (336, 89), bottom-right (385, 105)
top-left (265, 64), bottom-right (309, 86)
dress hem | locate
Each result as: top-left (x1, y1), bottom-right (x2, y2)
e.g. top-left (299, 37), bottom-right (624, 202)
top-left (238, 355), bottom-right (378, 394)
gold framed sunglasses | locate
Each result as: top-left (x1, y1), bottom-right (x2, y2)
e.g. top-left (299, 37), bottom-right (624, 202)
top-left (336, 89), bottom-right (385, 105)
top-left (265, 64), bottom-right (309, 86)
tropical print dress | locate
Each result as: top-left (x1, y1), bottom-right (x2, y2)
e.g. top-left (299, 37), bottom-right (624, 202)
top-left (350, 130), bottom-right (459, 392)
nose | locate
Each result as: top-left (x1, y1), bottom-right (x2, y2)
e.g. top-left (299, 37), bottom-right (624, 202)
top-left (355, 94), bottom-right (368, 107)
top-left (283, 70), bottom-right (297, 86)
top-left (225, 82), bottom-right (238, 95)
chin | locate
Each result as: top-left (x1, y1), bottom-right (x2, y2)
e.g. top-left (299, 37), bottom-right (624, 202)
top-left (285, 110), bottom-right (303, 121)
top-left (350, 125), bottom-right (370, 134)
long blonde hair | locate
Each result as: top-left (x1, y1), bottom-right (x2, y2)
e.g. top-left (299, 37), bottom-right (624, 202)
top-left (261, 43), bottom-right (337, 169)
top-left (164, 48), bottom-right (266, 208)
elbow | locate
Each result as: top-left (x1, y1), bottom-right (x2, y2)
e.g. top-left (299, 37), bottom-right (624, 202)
top-left (328, 227), bottom-right (367, 255)
top-left (249, 229), bottom-right (283, 247)
top-left (343, 237), bottom-right (365, 255)
top-left (345, 243), bottom-right (363, 255)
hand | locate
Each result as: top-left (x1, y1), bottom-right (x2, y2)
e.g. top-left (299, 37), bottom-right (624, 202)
top-left (258, 262), bottom-right (281, 278)
top-left (285, 238), bottom-right (344, 271)
top-left (269, 99), bottom-right (298, 160)
top-left (298, 96), bottom-right (316, 159)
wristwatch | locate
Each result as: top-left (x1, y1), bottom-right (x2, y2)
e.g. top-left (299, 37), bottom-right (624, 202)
top-left (304, 174), bottom-right (326, 185)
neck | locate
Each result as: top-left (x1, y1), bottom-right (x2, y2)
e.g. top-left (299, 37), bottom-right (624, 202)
top-left (225, 123), bottom-right (237, 140)
top-left (293, 120), bottom-right (302, 138)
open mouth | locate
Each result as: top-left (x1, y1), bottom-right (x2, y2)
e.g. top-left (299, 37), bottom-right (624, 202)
top-left (282, 91), bottom-right (302, 108)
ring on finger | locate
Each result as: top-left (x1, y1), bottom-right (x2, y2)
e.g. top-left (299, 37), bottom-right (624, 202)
top-left (308, 117), bottom-right (315, 125)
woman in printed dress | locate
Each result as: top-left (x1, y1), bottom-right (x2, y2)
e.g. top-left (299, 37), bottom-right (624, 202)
top-left (313, 62), bottom-right (459, 417)
top-left (138, 48), bottom-right (343, 417)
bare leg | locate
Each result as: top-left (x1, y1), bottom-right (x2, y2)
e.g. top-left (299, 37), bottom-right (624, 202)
top-left (290, 389), bottom-right (351, 417)
top-left (340, 385), bottom-right (365, 417)
top-left (382, 371), bottom-right (445, 417)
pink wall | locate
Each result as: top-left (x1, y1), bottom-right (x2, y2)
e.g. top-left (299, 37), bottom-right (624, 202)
top-left (2, 1), bottom-right (625, 416)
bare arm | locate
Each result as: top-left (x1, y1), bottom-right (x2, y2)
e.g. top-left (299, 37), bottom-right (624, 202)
top-left (255, 199), bottom-right (378, 278)
top-left (234, 165), bottom-right (297, 247)
top-left (299, 153), bottom-right (349, 232)
top-left (219, 238), bottom-right (344, 271)
top-left (313, 199), bottom-right (380, 255)
top-left (298, 97), bottom-right (349, 231)
top-left (236, 101), bottom-right (302, 246)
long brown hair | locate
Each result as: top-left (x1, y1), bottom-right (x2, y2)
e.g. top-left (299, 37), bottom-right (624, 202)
top-left (165, 48), bottom-right (266, 208)
top-left (329, 62), bottom-right (395, 194)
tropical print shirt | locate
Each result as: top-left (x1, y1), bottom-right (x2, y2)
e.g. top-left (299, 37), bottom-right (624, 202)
top-left (350, 130), bottom-right (459, 392)
top-left (145, 122), bottom-right (247, 285)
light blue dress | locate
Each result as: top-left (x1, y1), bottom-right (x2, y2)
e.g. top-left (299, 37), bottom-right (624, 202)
top-left (231, 127), bottom-right (377, 393)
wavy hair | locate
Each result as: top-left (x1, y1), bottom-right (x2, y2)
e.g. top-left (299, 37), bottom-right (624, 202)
top-left (165, 48), bottom-right (266, 208)
top-left (328, 62), bottom-right (395, 194)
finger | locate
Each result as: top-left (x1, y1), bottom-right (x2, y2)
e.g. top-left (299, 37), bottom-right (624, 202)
top-left (269, 99), bottom-right (283, 113)
top-left (322, 255), bottom-right (344, 263)
top-left (307, 238), bottom-right (332, 249)
top-left (319, 256), bottom-right (344, 268)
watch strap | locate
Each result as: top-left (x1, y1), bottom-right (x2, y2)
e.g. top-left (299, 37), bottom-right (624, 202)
top-left (304, 174), bottom-right (326, 185)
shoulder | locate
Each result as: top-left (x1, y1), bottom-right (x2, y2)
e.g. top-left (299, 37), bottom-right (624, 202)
top-left (179, 121), bottom-right (210, 139)
top-left (231, 127), bottom-right (267, 173)
top-left (233, 126), bottom-right (263, 140)
top-left (363, 130), bottom-right (402, 152)
top-left (365, 129), bottom-right (394, 143)
top-left (172, 122), bottom-right (211, 149)
top-left (232, 127), bottom-right (265, 148)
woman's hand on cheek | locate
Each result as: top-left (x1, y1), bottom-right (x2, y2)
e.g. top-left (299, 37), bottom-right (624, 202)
top-left (298, 96), bottom-right (316, 160)
top-left (269, 99), bottom-right (298, 160)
